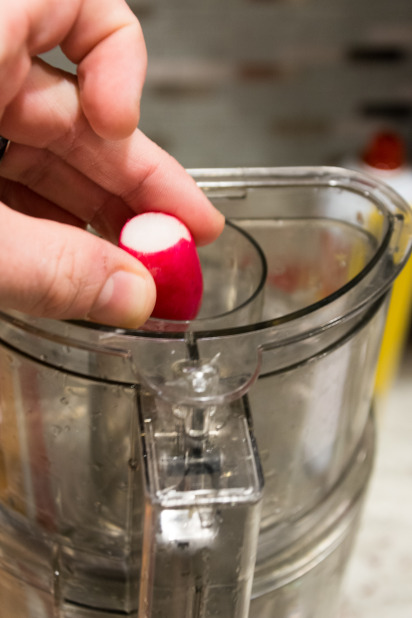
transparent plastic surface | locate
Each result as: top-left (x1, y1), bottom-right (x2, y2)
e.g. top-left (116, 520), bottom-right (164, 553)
top-left (138, 389), bottom-right (262, 618)
top-left (0, 167), bottom-right (411, 618)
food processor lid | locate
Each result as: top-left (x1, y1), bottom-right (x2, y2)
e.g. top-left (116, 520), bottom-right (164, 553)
top-left (183, 166), bottom-right (412, 336)
top-left (1, 166), bottom-right (411, 394)
top-left (62, 165), bottom-right (411, 347)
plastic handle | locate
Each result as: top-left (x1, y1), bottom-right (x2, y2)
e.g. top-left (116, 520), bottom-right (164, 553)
top-left (137, 383), bottom-right (263, 618)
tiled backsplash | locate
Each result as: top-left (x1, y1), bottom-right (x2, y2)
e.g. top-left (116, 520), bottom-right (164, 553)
top-left (128, 0), bottom-right (412, 168)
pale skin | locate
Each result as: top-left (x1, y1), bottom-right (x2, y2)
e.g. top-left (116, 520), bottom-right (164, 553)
top-left (0, 0), bottom-right (225, 328)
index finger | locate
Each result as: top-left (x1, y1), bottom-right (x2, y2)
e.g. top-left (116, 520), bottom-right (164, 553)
top-left (0, 0), bottom-right (146, 139)
top-left (0, 60), bottom-right (225, 246)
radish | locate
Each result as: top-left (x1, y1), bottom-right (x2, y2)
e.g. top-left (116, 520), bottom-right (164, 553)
top-left (119, 212), bottom-right (203, 321)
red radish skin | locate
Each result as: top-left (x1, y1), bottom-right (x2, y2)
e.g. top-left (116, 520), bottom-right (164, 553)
top-left (119, 212), bottom-right (203, 321)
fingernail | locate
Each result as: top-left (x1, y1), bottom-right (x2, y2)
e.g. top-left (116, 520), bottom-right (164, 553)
top-left (89, 271), bottom-right (156, 328)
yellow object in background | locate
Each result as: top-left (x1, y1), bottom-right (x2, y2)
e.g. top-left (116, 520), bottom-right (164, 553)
top-left (346, 132), bottom-right (412, 405)
top-left (374, 254), bottom-right (412, 399)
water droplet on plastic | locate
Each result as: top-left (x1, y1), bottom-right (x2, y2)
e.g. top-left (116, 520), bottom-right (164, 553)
top-left (128, 458), bottom-right (138, 470)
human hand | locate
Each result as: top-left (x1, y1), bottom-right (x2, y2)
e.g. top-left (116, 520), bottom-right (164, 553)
top-left (0, 0), bottom-right (224, 328)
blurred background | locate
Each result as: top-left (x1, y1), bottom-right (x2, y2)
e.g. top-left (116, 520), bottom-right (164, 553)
top-left (127, 0), bottom-right (412, 169)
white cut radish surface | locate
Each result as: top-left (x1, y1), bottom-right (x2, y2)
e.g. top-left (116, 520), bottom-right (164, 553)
top-left (119, 212), bottom-right (203, 321)
top-left (120, 212), bottom-right (191, 253)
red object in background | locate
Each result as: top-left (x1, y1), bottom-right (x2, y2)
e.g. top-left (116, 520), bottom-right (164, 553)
top-left (362, 132), bottom-right (406, 170)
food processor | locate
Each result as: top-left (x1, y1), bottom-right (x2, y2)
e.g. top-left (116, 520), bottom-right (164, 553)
top-left (0, 167), bottom-right (410, 617)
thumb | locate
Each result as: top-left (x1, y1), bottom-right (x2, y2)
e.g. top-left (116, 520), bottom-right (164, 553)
top-left (0, 205), bottom-right (156, 328)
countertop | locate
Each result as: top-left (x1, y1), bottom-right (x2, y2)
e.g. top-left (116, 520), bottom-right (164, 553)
top-left (339, 347), bottom-right (412, 617)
